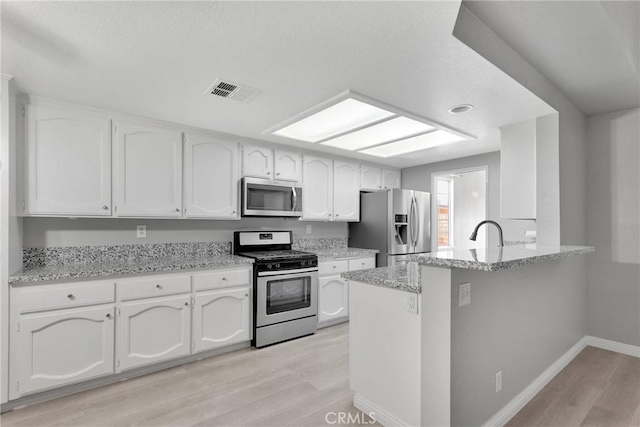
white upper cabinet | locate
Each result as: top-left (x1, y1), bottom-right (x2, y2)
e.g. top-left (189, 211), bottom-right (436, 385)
top-left (333, 160), bottom-right (360, 222)
top-left (242, 145), bottom-right (274, 179)
top-left (360, 165), bottom-right (382, 191)
top-left (274, 149), bottom-right (302, 182)
top-left (25, 103), bottom-right (112, 216)
top-left (302, 155), bottom-right (334, 220)
top-left (184, 134), bottom-right (239, 219)
top-left (382, 169), bottom-right (401, 189)
top-left (114, 121), bottom-right (183, 217)
top-left (500, 119), bottom-right (536, 219)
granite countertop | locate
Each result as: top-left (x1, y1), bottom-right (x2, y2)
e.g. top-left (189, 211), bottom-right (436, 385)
top-left (410, 244), bottom-right (594, 272)
top-left (305, 247), bottom-right (379, 259)
top-left (341, 264), bottom-right (420, 293)
top-left (9, 254), bottom-right (254, 285)
top-left (341, 244), bottom-right (594, 293)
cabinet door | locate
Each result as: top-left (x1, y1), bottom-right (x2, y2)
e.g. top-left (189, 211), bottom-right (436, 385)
top-left (242, 145), bottom-right (273, 179)
top-left (318, 276), bottom-right (348, 322)
top-left (119, 295), bottom-right (191, 370)
top-left (194, 287), bottom-right (251, 352)
top-left (17, 306), bottom-right (114, 396)
top-left (114, 121), bottom-right (182, 217)
top-left (382, 169), bottom-right (401, 189)
top-left (274, 149), bottom-right (302, 182)
top-left (184, 134), bottom-right (239, 219)
top-left (302, 155), bottom-right (333, 220)
top-left (25, 103), bottom-right (111, 216)
top-left (360, 166), bottom-right (382, 191)
top-left (333, 160), bottom-right (360, 222)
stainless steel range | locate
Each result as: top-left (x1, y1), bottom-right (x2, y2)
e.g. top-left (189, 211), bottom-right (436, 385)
top-left (233, 231), bottom-right (318, 348)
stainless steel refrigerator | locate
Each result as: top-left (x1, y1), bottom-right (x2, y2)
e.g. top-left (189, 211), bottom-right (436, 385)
top-left (348, 189), bottom-right (431, 267)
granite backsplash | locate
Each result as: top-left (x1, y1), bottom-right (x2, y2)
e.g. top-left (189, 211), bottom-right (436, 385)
top-left (23, 237), bottom-right (349, 268)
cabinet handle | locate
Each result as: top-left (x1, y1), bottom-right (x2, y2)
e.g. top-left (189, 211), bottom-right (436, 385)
top-left (106, 313), bottom-right (112, 319)
top-left (276, 172), bottom-right (280, 176)
top-left (67, 294), bottom-right (75, 300)
top-left (184, 302), bottom-right (189, 307)
top-left (335, 214), bottom-right (339, 217)
top-left (102, 205), bottom-right (109, 210)
top-left (176, 208), bottom-right (180, 212)
top-left (328, 213), bottom-right (331, 217)
top-left (222, 277), bottom-right (227, 281)
top-left (232, 210), bottom-right (236, 214)
top-left (332, 266), bottom-right (336, 269)
top-left (245, 293), bottom-right (249, 297)
top-left (156, 284), bottom-right (163, 290)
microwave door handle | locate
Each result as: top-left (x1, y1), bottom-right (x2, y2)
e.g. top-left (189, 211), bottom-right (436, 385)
top-left (292, 187), bottom-right (298, 212)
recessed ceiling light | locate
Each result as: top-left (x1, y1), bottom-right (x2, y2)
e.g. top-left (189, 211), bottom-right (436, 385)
top-left (448, 104), bottom-right (474, 114)
top-left (321, 117), bottom-right (435, 151)
top-left (360, 130), bottom-right (465, 158)
top-left (272, 98), bottom-right (395, 143)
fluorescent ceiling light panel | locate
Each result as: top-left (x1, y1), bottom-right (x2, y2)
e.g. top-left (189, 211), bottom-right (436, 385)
top-left (272, 98), bottom-right (395, 143)
top-left (320, 117), bottom-right (435, 151)
top-left (361, 130), bottom-right (466, 157)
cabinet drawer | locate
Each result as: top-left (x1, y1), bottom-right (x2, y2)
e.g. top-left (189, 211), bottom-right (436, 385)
top-left (193, 268), bottom-right (251, 291)
top-left (17, 281), bottom-right (115, 313)
top-left (119, 275), bottom-right (191, 301)
top-left (348, 257), bottom-right (376, 271)
top-left (319, 260), bottom-right (349, 276)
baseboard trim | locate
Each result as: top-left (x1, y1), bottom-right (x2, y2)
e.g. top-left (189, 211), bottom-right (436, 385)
top-left (482, 336), bottom-right (588, 427)
top-left (353, 393), bottom-right (410, 427)
top-left (585, 336), bottom-right (640, 358)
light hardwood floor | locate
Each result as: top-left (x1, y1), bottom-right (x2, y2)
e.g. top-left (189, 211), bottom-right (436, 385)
top-left (2, 325), bottom-right (638, 427)
top-left (507, 346), bottom-right (640, 427)
top-left (1, 322), bottom-right (377, 427)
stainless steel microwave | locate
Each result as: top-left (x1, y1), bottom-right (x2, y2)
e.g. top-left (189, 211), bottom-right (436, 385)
top-left (241, 177), bottom-right (303, 217)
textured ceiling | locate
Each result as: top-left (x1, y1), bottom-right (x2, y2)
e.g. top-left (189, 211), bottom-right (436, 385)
top-left (464, 0), bottom-right (640, 117)
top-left (2, 1), bottom-right (556, 168)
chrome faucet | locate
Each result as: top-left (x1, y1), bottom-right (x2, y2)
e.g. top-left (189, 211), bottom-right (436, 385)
top-left (470, 220), bottom-right (504, 247)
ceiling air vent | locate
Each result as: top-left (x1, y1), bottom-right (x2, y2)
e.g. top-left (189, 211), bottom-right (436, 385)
top-left (206, 79), bottom-right (259, 103)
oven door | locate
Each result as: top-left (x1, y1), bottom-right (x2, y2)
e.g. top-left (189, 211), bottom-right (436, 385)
top-left (256, 269), bottom-right (318, 327)
top-left (242, 177), bottom-right (303, 217)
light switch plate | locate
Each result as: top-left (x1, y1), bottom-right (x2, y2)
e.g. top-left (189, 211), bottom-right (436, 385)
top-left (407, 293), bottom-right (418, 314)
top-left (306, 225), bottom-right (312, 234)
top-left (136, 225), bottom-right (146, 238)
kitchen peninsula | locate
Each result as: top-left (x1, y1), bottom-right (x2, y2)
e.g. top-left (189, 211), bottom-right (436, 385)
top-left (342, 244), bottom-right (594, 427)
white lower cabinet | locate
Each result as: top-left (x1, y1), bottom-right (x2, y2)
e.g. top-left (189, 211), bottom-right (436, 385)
top-left (318, 276), bottom-right (349, 322)
top-left (119, 295), bottom-right (191, 370)
top-left (16, 305), bottom-right (115, 396)
top-left (318, 255), bottom-right (375, 327)
top-left (194, 287), bottom-right (251, 352)
top-left (10, 266), bottom-right (253, 400)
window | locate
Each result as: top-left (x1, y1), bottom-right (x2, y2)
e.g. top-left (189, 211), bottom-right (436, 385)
top-left (436, 178), bottom-right (453, 248)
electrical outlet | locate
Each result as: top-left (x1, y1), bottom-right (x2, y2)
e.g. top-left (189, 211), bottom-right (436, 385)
top-left (136, 225), bottom-right (146, 238)
top-left (495, 371), bottom-right (502, 392)
top-left (459, 282), bottom-right (471, 307)
top-left (407, 293), bottom-right (418, 314)
top-left (306, 225), bottom-right (312, 234)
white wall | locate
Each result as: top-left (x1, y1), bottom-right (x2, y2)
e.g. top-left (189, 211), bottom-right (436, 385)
top-left (22, 217), bottom-right (347, 248)
top-left (586, 108), bottom-right (640, 346)
top-left (452, 170), bottom-right (487, 249)
top-left (402, 151), bottom-right (536, 248)
top-left (1, 76), bottom-right (22, 404)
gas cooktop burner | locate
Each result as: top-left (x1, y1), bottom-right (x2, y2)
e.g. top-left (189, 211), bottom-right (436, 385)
top-left (237, 250), bottom-right (315, 261)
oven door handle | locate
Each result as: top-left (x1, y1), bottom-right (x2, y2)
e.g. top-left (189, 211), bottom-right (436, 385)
top-left (292, 187), bottom-right (298, 212)
top-left (257, 267), bottom-right (318, 277)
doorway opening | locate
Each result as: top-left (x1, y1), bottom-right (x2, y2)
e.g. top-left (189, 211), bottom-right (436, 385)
top-left (431, 166), bottom-right (488, 251)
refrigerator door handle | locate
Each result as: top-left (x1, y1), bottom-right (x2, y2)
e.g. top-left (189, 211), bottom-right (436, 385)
top-left (409, 197), bottom-right (416, 251)
top-left (412, 196), bottom-right (420, 248)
